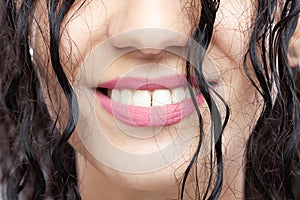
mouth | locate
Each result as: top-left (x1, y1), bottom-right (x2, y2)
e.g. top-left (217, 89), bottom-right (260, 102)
top-left (94, 76), bottom-right (216, 127)
top-left (96, 86), bottom-right (197, 106)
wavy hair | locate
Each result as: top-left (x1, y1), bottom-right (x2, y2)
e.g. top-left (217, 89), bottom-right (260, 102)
top-left (244, 0), bottom-right (300, 199)
top-left (0, 0), bottom-right (299, 199)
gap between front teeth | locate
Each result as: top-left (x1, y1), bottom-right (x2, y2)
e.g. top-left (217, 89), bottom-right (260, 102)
top-left (111, 88), bottom-right (191, 107)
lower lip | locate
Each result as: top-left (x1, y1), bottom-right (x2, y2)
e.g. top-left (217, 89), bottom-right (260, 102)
top-left (95, 91), bottom-right (205, 127)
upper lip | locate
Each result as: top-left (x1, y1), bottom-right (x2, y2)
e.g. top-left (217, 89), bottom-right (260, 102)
top-left (96, 75), bottom-right (217, 90)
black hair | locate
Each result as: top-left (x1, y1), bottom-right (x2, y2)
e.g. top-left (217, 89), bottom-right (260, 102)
top-left (0, 0), bottom-right (79, 198)
top-left (181, 0), bottom-right (228, 199)
top-left (0, 0), bottom-right (299, 199)
top-left (244, 0), bottom-right (300, 199)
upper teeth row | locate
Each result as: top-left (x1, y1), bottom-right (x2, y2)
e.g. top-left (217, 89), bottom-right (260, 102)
top-left (111, 87), bottom-right (191, 107)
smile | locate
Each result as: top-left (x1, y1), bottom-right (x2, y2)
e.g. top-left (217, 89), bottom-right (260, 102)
top-left (94, 76), bottom-right (212, 127)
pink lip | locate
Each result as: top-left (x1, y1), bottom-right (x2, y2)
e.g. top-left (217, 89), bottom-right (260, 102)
top-left (95, 92), bottom-right (204, 127)
top-left (98, 75), bottom-right (199, 90)
top-left (94, 75), bottom-right (206, 127)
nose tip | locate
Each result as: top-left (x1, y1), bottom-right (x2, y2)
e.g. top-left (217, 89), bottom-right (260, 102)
top-left (107, 1), bottom-right (191, 55)
top-left (109, 28), bottom-right (189, 54)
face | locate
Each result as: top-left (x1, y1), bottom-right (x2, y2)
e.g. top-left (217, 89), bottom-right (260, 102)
top-left (32, 0), bottom-right (260, 199)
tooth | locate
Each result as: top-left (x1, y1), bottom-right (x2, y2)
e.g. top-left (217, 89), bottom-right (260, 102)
top-left (171, 87), bottom-right (188, 103)
top-left (120, 89), bottom-right (132, 105)
top-left (111, 89), bottom-right (121, 103)
top-left (152, 89), bottom-right (172, 106)
top-left (132, 90), bottom-right (151, 107)
top-left (186, 88), bottom-right (192, 99)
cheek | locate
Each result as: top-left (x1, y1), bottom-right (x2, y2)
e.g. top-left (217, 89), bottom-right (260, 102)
top-left (209, 0), bottom-right (262, 148)
top-left (31, 0), bottom-right (108, 124)
top-left (212, 0), bottom-right (253, 65)
top-left (59, 0), bottom-right (108, 81)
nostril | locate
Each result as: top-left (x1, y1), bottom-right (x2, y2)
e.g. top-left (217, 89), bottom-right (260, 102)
top-left (138, 48), bottom-right (164, 55)
top-left (108, 28), bottom-right (189, 55)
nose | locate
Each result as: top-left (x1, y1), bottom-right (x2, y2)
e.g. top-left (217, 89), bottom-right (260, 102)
top-left (107, 0), bottom-right (192, 55)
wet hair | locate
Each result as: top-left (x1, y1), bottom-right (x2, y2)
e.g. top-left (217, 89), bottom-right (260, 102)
top-left (243, 1), bottom-right (300, 199)
top-left (0, 0), bottom-right (299, 199)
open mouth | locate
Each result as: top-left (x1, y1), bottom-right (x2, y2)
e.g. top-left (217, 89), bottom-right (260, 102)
top-left (96, 86), bottom-right (197, 107)
top-left (94, 77), bottom-right (216, 127)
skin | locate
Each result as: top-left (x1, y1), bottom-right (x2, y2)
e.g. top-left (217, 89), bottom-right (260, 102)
top-left (31, 0), bottom-right (273, 199)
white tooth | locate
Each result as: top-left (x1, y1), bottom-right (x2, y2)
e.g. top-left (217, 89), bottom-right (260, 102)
top-left (132, 90), bottom-right (151, 107)
top-left (111, 89), bottom-right (121, 103)
top-left (186, 88), bottom-right (192, 99)
top-left (152, 89), bottom-right (172, 106)
top-left (171, 87), bottom-right (188, 103)
top-left (120, 89), bottom-right (132, 105)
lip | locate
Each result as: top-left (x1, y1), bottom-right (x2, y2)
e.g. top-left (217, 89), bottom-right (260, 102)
top-left (95, 92), bottom-right (204, 127)
top-left (93, 76), bottom-right (210, 127)
top-left (98, 75), bottom-right (190, 90)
